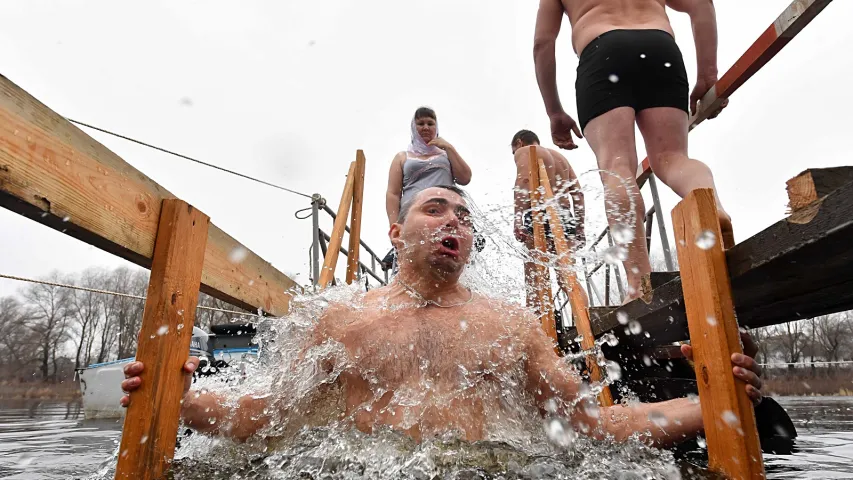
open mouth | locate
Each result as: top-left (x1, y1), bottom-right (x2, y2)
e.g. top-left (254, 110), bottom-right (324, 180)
top-left (438, 236), bottom-right (460, 256)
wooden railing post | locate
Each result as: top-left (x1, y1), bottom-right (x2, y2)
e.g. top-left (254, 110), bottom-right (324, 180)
top-left (537, 159), bottom-right (614, 406)
top-left (115, 199), bottom-right (209, 480)
top-left (672, 189), bottom-right (764, 480)
top-left (319, 161), bottom-right (356, 289)
top-left (346, 151), bottom-right (366, 284)
top-left (526, 146), bottom-right (557, 344)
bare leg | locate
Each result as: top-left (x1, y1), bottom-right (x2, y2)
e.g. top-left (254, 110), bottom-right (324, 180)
top-left (636, 107), bottom-right (734, 248)
top-left (583, 107), bottom-right (650, 300)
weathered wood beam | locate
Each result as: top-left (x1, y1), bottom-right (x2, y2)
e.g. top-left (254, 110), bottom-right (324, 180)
top-left (345, 151), bottom-right (366, 284)
top-left (319, 161), bottom-right (355, 289)
top-left (115, 199), bottom-right (208, 479)
top-left (673, 188), bottom-right (764, 479)
top-left (526, 146), bottom-right (556, 343)
top-left (0, 75), bottom-right (299, 316)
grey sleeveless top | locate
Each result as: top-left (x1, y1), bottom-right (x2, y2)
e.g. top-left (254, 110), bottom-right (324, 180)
top-left (400, 153), bottom-right (454, 205)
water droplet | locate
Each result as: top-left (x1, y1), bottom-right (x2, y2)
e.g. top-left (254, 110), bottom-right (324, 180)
top-left (149, 334), bottom-right (156, 339)
top-left (121, 449), bottom-right (129, 458)
top-left (721, 410), bottom-right (739, 426)
top-left (608, 74), bottom-right (619, 83)
top-left (603, 332), bottom-right (619, 347)
top-left (643, 355), bottom-right (652, 367)
top-left (617, 311), bottom-right (629, 325)
top-left (156, 325), bottom-right (169, 336)
top-left (603, 245), bottom-right (628, 264)
top-left (408, 344), bottom-right (414, 351)
top-left (208, 417), bottom-right (217, 424)
top-left (40, 212), bottom-right (48, 218)
top-left (228, 246), bottom-right (249, 264)
top-left (544, 398), bottom-right (558, 413)
top-left (237, 330), bottom-right (242, 335)
top-left (177, 323), bottom-right (184, 330)
top-left (611, 224), bottom-right (635, 244)
top-left (140, 435), bottom-right (149, 444)
top-left (697, 436), bottom-right (707, 448)
top-left (544, 418), bottom-right (576, 448)
top-left (706, 315), bottom-right (718, 327)
top-left (628, 320), bottom-right (642, 335)
top-left (648, 410), bottom-right (669, 427)
top-left (177, 309), bottom-right (184, 316)
top-left (460, 319), bottom-right (468, 331)
top-left (419, 240), bottom-right (425, 245)
top-left (687, 393), bottom-right (699, 404)
top-left (640, 53), bottom-right (646, 58)
top-left (664, 62), bottom-right (672, 68)
top-left (606, 360), bottom-right (622, 381)
top-left (62, 216), bottom-right (70, 222)
top-left (248, 279), bottom-right (255, 286)
top-left (695, 230), bottom-right (717, 250)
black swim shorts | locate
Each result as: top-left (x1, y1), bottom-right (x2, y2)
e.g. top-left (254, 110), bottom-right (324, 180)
top-left (523, 211), bottom-right (577, 240)
top-left (575, 29), bottom-right (690, 132)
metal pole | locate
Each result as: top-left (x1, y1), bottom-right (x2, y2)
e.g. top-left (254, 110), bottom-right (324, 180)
top-left (311, 194), bottom-right (322, 290)
top-left (648, 174), bottom-right (675, 270)
top-left (607, 231), bottom-right (625, 302)
top-left (581, 257), bottom-right (596, 307)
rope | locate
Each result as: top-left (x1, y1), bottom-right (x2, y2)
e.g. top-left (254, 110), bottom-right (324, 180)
top-left (66, 118), bottom-right (313, 199)
top-left (0, 273), bottom-right (256, 316)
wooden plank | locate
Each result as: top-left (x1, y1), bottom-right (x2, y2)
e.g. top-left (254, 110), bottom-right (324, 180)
top-left (319, 162), bottom-right (355, 289)
top-left (538, 159), bottom-right (613, 406)
top-left (580, 172), bottom-right (853, 346)
top-left (346, 150), bottom-right (366, 284)
top-left (672, 188), bottom-right (764, 479)
top-left (526, 146), bottom-right (556, 342)
top-left (786, 167), bottom-right (853, 214)
top-left (115, 199), bottom-right (209, 480)
top-left (0, 75), bottom-right (298, 316)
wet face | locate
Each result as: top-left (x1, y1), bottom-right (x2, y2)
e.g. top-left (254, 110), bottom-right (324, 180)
top-left (415, 116), bottom-right (438, 144)
top-left (390, 188), bottom-right (474, 276)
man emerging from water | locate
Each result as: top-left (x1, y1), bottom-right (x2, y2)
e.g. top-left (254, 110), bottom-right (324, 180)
top-left (532, 0), bottom-right (733, 301)
top-left (121, 186), bottom-right (761, 445)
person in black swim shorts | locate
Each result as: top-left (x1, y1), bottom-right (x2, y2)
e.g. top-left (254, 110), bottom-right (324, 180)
top-left (532, 0), bottom-right (733, 303)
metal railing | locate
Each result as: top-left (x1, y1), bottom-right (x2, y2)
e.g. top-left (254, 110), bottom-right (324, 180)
top-left (307, 194), bottom-right (389, 290)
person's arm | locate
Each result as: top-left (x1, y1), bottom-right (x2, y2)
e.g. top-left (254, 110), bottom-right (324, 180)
top-left (386, 152), bottom-right (406, 227)
top-left (522, 314), bottom-right (763, 446)
top-left (428, 138), bottom-right (472, 185)
top-left (513, 151), bottom-right (532, 243)
top-left (533, 0), bottom-right (566, 117)
top-left (667, 0), bottom-right (719, 114)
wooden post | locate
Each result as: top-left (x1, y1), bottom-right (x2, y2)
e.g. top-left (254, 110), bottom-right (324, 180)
top-left (346, 151), bottom-right (367, 284)
top-left (115, 199), bottom-right (209, 480)
top-left (526, 146), bottom-right (557, 344)
top-left (319, 162), bottom-right (356, 289)
top-left (538, 159), bottom-right (614, 406)
top-left (672, 189), bottom-right (764, 480)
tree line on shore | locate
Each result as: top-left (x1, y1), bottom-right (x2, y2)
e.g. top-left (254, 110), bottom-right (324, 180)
top-left (1, 265), bottom-right (852, 384)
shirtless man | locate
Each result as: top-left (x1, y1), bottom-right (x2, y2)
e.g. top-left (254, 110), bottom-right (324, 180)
top-left (510, 130), bottom-right (585, 306)
top-left (533, 0), bottom-right (732, 301)
top-left (121, 186), bottom-right (762, 445)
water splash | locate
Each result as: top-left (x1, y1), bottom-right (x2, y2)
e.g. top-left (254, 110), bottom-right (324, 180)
top-left (695, 230), bottom-right (717, 250)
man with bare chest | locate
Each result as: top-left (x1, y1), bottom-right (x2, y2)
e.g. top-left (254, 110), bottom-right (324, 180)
top-left (533, 0), bottom-right (733, 301)
top-left (120, 186), bottom-right (762, 448)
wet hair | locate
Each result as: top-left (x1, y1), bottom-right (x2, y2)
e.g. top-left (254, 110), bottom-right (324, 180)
top-left (511, 129), bottom-right (540, 147)
top-left (414, 107), bottom-right (437, 121)
top-left (397, 185), bottom-right (466, 225)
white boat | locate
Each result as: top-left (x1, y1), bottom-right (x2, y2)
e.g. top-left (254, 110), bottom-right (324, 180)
top-left (76, 325), bottom-right (258, 419)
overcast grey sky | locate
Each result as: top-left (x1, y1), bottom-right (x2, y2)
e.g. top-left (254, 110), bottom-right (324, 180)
top-left (1, 0), bottom-right (851, 298)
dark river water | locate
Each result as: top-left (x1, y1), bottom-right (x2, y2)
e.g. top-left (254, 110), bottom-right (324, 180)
top-left (1, 397), bottom-right (851, 479)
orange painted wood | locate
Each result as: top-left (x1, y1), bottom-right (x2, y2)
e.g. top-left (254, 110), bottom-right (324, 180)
top-left (346, 151), bottom-right (366, 284)
top-left (672, 189), bottom-right (764, 480)
top-left (115, 199), bottom-right (209, 480)
top-left (319, 162), bottom-right (356, 289)
top-left (0, 75), bottom-right (298, 316)
top-left (526, 146), bottom-right (557, 344)
top-left (538, 159), bottom-right (613, 406)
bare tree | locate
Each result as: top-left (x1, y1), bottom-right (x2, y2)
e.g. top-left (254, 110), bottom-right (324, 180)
top-left (111, 268), bottom-right (148, 359)
top-left (0, 296), bottom-right (40, 379)
top-left (813, 312), bottom-right (853, 363)
top-left (68, 268), bottom-right (105, 369)
top-left (772, 320), bottom-right (808, 369)
top-left (21, 273), bottom-right (72, 381)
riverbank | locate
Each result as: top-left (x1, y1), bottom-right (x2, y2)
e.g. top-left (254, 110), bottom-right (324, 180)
top-left (765, 373), bottom-right (853, 397)
top-left (0, 380), bottom-right (81, 400)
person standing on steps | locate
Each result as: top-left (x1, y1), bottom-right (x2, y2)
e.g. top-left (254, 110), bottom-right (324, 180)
top-left (532, 0), bottom-right (733, 302)
top-left (382, 107), bottom-right (474, 271)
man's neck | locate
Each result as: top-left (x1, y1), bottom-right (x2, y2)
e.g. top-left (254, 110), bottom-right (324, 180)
top-left (394, 265), bottom-right (466, 304)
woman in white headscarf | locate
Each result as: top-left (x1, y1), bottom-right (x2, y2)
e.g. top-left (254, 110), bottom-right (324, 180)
top-left (385, 107), bottom-right (472, 227)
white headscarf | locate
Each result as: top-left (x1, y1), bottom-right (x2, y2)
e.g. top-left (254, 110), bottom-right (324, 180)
top-left (407, 113), bottom-right (444, 157)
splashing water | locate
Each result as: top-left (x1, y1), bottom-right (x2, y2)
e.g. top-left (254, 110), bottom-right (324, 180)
top-left (695, 230), bottom-right (717, 250)
top-left (611, 223), bottom-right (635, 244)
